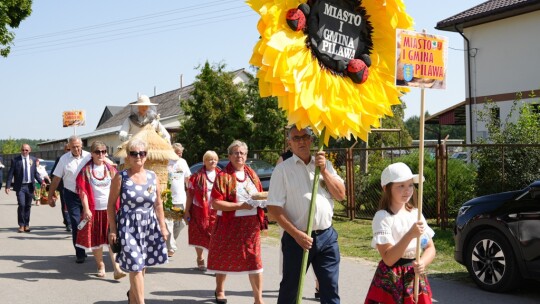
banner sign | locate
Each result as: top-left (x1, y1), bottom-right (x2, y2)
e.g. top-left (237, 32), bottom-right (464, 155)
top-left (62, 110), bottom-right (85, 127)
top-left (396, 29), bottom-right (448, 89)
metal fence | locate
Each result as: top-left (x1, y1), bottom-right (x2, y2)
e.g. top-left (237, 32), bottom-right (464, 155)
top-left (254, 143), bottom-right (540, 228)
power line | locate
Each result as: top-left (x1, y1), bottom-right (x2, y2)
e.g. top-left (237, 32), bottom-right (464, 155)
top-left (14, 7), bottom-right (251, 51)
top-left (16, 0), bottom-right (240, 42)
top-left (11, 12), bottom-right (255, 56)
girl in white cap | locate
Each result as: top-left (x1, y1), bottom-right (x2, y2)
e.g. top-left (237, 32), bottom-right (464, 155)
top-left (364, 162), bottom-right (436, 304)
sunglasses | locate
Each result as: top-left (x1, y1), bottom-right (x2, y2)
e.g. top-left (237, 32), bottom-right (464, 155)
top-left (291, 134), bottom-right (311, 142)
top-left (129, 151), bottom-right (147, 158)
top-left (93, 150), bottom-right (107, 155)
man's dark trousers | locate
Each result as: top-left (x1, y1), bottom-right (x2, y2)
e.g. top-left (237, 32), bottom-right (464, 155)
top-left (63, 189), bottom-right (86, 259)
top-left (17, 184), bottom-right (34, 227)
top-left (278, 227), bottom-right (341, 304)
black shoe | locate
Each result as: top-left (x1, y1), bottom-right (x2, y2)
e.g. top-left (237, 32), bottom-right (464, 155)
top-left (315, 287), bottom-right (320, 299)
top-left (66, 225), bottom-right (72, 232)
top-left (215, 291), bottom-right (227, 304)
top-left (76, 256), bottom-right (86, 264)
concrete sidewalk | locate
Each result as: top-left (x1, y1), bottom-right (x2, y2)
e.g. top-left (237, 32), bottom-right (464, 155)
top-left (3, 190), bottom-right (540, 303)
top-left (0, 191), bottom-right (375, 303)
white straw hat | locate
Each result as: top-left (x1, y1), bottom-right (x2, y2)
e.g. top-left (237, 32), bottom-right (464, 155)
top-left (131, 95), bottom-right (157, 106)
top-left (381, 162), bottom-right (424, 186)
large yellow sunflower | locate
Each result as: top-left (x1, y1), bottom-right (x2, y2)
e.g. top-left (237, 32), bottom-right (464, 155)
top-left (248, 0), bottom-right (413, 144)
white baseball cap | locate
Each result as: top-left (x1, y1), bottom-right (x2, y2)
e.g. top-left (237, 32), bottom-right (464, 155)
top-left (381, 162), bottom-right (423, 186)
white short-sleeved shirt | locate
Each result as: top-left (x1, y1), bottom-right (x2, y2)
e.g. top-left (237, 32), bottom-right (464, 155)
top-left (167, 158), bottom-right (191, 205)
top-left (52, 151), bottom-right (91, 192)
top-left (266, 153), bottom-right (344, 231)
top-left (371, 208), bottom-right (435, 259)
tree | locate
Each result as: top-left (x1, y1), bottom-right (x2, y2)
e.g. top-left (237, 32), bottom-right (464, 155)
top-left (245, 71), bottom-right (288, 155)
top-left (405, 113), bottom-right (466, 141)
top-left (0, 0), bottom-right (32, 57)
top-left (475, 92), bottom-right (540, 194)
top-left (176, 62), bottom-right (252, 164)
top-left (369, 102), bottom-right (412, 148)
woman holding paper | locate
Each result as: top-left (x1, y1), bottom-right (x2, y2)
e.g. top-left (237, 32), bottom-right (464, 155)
top-left (207, 140), bottom-right (266, 304)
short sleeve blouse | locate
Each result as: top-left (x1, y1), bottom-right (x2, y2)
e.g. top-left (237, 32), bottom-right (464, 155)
top-left (371, 208), bottom-right (435, 258)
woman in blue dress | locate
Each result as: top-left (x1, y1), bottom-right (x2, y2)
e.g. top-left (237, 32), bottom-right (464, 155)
top-left (107, 138), bottom-right (169, 303)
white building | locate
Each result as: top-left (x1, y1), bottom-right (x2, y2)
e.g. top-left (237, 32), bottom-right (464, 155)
top-left (433, 0), bottom-right (540, 143)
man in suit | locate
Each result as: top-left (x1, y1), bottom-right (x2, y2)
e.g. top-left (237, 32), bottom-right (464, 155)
top-left (5, 144), bottom-right (45, 233)
top-left (50, 143), bottom-right (72, 232)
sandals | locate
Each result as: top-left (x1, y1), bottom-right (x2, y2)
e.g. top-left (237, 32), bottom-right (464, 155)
top-left (197, 258), bottom-right (207, 271)
top-left (96, 268), bottom-right (106, 278)
top-left (114, 270), bottom-right (126, 280)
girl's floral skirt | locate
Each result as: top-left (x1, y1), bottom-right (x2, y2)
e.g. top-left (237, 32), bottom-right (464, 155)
top-left (365, 259), bottom-right (432, 304)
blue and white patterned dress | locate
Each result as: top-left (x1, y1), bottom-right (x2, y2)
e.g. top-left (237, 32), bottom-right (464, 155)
top-left (116, 169), bottom-right (168, 272)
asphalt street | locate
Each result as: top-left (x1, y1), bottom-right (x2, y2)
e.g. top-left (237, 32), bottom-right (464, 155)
top-left (0, 190), bottom-right (539, 303)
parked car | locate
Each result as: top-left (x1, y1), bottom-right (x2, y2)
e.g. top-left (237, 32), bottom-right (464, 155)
top-left (450, 151), bottom-right (468, 162)
top-left (189, 158), bottom-right (274, 191)
top-left (39, 159), bottom-right (56, 176)
top-left (454, 181), bottom-right (540, 292)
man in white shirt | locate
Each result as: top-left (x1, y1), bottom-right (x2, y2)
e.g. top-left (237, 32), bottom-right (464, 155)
top-left (48, 135), bottom-right (91, 263)
top-left (267, 126), bottom-right (346, 304)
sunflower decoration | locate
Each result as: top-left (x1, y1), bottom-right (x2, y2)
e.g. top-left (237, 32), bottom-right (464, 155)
top-left (248, 0), bottom-right (414, 144)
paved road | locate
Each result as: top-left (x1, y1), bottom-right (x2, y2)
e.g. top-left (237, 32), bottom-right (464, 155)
top-left (1, 190), bottom-right (539, 303)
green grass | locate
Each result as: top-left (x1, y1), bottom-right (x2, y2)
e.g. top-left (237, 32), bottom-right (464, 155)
top-left (265, 214), bottom-right (470, 281)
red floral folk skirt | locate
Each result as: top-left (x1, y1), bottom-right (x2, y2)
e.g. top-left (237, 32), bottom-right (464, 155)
top-left (188, 204), bottom-right (216, 250)
top-left (75, 209), bottom-right (109, 251)
top-left (207, 215), bottom-right (262, 274)
top-left (365, 260), bottom-right (432, 304)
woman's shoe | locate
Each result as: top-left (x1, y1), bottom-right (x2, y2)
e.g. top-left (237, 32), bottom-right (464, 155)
top-left (96, 268), bottom-right (105, 278)
top-left (197, 258), bottom-right (207, 271)
top-left (113, 270), bottom-right (126, 280)
top-left (314, 287), bottom-right (320, 299)
top-left (214, 291), bottom-right (227, 304)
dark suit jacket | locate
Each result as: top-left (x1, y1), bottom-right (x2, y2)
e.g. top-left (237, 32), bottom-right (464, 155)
top-left (6, 155), bottom-right (42, 192)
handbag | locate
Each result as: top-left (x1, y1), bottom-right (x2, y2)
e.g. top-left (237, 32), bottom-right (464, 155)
top-left (111, 237), bottom-right (121, 253)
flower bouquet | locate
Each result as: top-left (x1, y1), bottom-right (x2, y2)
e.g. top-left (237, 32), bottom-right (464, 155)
top-left (162, 180), bottom-right (184, 220)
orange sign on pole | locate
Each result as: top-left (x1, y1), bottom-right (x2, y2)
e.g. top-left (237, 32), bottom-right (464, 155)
top-left (62, 110), bottom-right (86, 127)
top-left (396, 29), bottom-right (448, 89)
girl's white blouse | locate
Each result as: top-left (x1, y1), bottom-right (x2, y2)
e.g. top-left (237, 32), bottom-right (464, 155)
top-left (371, 208), bottom-right (435, 259)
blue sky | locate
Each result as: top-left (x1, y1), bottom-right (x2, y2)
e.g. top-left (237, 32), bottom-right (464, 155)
top-left (1, 0), bottom-right (485, 140)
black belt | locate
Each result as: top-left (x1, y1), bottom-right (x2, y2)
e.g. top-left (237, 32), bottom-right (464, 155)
top-left (312, 226), bottom-right (331, 235)
top-left (22, 183), bottom-right (32, 185)
top-left (393, 258), bottom-right (415, 267)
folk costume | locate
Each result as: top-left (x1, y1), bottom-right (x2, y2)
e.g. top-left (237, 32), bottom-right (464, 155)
top-left (207, 163), bottom-right (265, 274)
top-left (187, 166), bottom-right (221, 251)
top-left (75, 160), bottom-right (119, 250)
top-left (365, 208), bottom-right (435, 304)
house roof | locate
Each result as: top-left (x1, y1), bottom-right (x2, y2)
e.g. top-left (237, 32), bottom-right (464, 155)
top-left (436, 0), bottom-right (540, 31)
top-left (96, 106), bottom-right (123, 128)
top-left (425, 101), bottom-right (467, 125)
top-left (96, 85), bottom-right (193, 131)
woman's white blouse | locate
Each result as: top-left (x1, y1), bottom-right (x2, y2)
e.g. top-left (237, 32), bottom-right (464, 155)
top-left (371, 208), bottom-right (435, 259)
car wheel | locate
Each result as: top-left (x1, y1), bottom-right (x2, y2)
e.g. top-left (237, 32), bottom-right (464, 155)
top-left (465, 229), bottom-right (520, 292)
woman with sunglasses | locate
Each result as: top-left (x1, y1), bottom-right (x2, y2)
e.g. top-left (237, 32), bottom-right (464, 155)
top-left (107, 138), bottom-right (169, 304)
top-left (75, 141), bottom-right (125, 279)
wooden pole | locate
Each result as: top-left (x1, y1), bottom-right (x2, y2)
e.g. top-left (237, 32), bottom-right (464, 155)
top-left (414, 87), bottom-right (426, 302)
top-left (296, 128), bottom-right (326, 303)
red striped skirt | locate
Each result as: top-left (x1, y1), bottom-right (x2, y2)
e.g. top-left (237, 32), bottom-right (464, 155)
top-left (365, 260), bottom-right (432, 304)
top-left (188, 204), bottom-right (216, 250)
top-left (76, 209), bottom-right (109, 251)
top-left (207, 215), bottom-right (262, 274)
